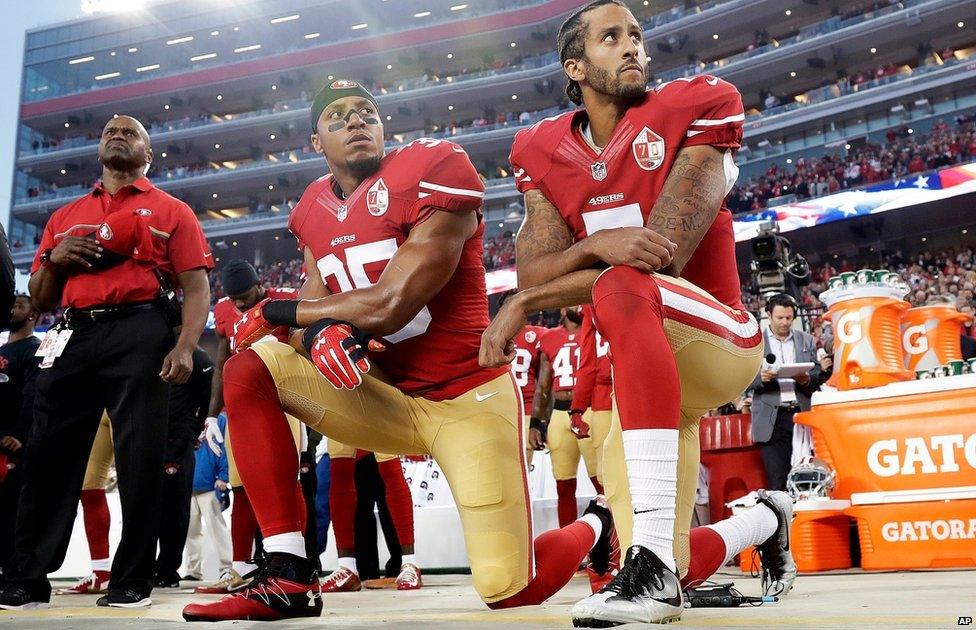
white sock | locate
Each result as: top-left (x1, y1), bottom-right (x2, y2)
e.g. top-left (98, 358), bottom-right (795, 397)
top-left (337, 556), bottom-right (358, 575)
top-left (262, 532), bottom-right (307, 559)
top-left (401, 554), bottom-right (418, 567)
top-left (232, 561), bottom-right (255, 575)
top-left (623, 428), bottom-right (679, 572)
top-left (91, 558), bottom-right (110, 572)
top-left (579, 513), bottom-right (604, 546)
top-left (705, 503), bottom-right (779, 565)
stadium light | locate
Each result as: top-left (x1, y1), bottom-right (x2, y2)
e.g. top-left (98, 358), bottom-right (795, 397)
top-left (304, 33), bottom-right (320, 39)
top-left (60, 169), bottom-right (67, 175)
top-left (190, 53), bottom-right (217, 62)
top-left (785, 9), bottom-right (791, 15)
top-left (271, 84), bottom-right (277, 90)
top-left (387, 64), bottom-right (393, 69)
top-left (234, 44), bottom-right (261, 53)
top-left (450, 4), bottom-right (468, 10)
top-left (216, 94), bottom-right (223, 100)
top-left (414, 11), bottom-right (430, 17)
top-left (69, 56), bottom-right (95, 65)
top-left (958, 21), bottom-right (965, 27)
top-left (81, 0), bottom-right (147, 14)
top-left (161, 152), bottom-right (167, 157)
top-left (95, 71), bottom-right (121, 80)
top-left (211, 30), bottom-right (219, 36)
top-left (447, 53), bottom-right (453, 59)
top-left (712, 34), bottom-right (719, 40)
top-left (212, 193), bottom-right (218, 199)
top-left (510, 42), bottom-right (516, 48)
top-left (351, 23), bottom-right (368, 30)
top-left (128, 47), bottom-right (138, 53)
top-left (64, 122), bottom-right (70, 128)
top-left (270, 14), bottom-right (300, 24)
top-left (870, 47), bottom-right (877, 53)
top-left (136, 64), bottom-right (160, 72)
top-left (790, 71), bottom-right (796, 77)
top-left (167, 36), bottom-right (194, 45)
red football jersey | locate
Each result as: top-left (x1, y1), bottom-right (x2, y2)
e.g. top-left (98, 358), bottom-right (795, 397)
top-left (510, 75), bottom-right (745, 310)
top-left (539, 325), bottom-right (581, 394)
top-left (288, 138), bottom-right (506, 401)
top-left (510, 324), bottom-right (548, 415)
top-left (213, 286), bottom-right (299, 341)
top-left (572, 305), bottom-right (613, 412)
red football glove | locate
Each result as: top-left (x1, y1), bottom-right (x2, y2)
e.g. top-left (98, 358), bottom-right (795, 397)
top-left (570, 409), bottom-right (591, 439)
top-left (230, 298), bottom-right (273, 353)
top-left (306, 321), bottom-right (384, 390)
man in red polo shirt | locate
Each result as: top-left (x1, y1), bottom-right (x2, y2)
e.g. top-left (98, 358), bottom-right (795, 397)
top-left (0, 115), bottom-right (212, 611)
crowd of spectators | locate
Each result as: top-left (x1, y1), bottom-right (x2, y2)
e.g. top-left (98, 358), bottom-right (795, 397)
top-left (726, 114), bottom-right (976, 214)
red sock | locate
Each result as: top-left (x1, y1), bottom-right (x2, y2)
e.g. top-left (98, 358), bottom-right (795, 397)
top-left (488, 521), bottom-right (596, 609)
top-left (681, 526), bottom-right (728, 590)
top-left (378, 459), bottom-right (415, 547)
top-left (225, 350), bottom-right (306, 538)
top-left (590, 475), bottom-right (604, 496)
top-left (80, 489), bottom-right (110, 562)
top-left (230, 488), bottom-right (259, 562)
top-left (592, 267), bottom-right (680, 430)
top-left (556, 478), bottom-right (578, 528)
top-left (329, 457), bottom-right (357, 551)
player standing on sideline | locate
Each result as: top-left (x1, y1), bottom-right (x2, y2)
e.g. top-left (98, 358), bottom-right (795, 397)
top-left (537, 308), bottom-right (604, 530)
top-left (480, 1), bottom-right (795, 624)
top-left (181, 80), bottom-right (617, 622)
top-left (506, 303), bottom-right (548, 463)
top-left (198, 260), bottom-right (303, 593)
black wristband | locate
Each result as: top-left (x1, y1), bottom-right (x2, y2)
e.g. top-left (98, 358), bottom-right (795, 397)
top-left (529, 417), bottom-right (542, 431)
top-left (262, 300), bottom-right (300, 328)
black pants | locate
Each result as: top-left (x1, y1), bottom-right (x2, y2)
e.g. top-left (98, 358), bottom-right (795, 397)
top-left (13, 309), bottom-right (172, 597)
top-left (760, 407), bottom-right (796, 492)
top-left (155, 445), bottom-right (196, 579)
top-left (0, 466), bottom-right (22, 582)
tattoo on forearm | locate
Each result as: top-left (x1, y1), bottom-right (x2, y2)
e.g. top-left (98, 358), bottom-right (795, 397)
top-left (516, 190), bottom-right (573, 267)
top-left (646, 148), bottom-right (728, 272)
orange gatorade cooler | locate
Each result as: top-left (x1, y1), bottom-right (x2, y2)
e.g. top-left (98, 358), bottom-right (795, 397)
top-left (795, 374), bottom-right (976, 498)
top-left (846, 488), bottom-right (976, 570)
top-left (819, 284), bottom-right (911, 390)
top-left (902, 304), bottom-right (971, 372)
top-left (790, 499), bottom-right (851, 572)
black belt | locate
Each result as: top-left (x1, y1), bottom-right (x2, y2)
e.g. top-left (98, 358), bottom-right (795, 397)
top-left (65, 301), bottom-right (158, 326)
top-left (779, 402), bottom-right (801, 412)
top-left (553, 399), bottom-right (572, 412)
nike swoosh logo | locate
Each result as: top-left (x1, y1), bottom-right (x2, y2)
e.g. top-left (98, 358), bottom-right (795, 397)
top-left (203, 366), bottom-right (214, 372)
top-left (474, 391), bottom-right (497, 402)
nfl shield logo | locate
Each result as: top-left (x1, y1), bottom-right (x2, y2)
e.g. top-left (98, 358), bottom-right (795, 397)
top-left (591, 162), bottom-right (608, 181)
top-left (367, 179), bottom-right (389, 216)
top-left (632, 126), bottom-right (665, 171)
top-left (336, 205), bottom-right (348, 222)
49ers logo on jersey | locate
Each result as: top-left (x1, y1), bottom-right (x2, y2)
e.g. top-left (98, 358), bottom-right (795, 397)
top-left (525, 330), bottom-right (537, 344)
top-left (98, 224), bottom-right (113, 240)
top-left (367, 179), bottom-right (389, 216)
top-left (632, 126), bottom-right (665, 171)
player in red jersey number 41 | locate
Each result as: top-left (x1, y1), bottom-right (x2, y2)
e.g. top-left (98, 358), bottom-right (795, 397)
top-left (181, 80), bottom-right (618, 622)
top-left (481, 1), bottom-right (795, 625)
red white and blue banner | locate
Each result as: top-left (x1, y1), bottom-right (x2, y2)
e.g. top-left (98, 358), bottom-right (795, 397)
top-left (732, 161), bottom-right (976, 242)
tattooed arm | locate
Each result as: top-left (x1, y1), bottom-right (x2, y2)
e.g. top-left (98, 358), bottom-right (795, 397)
top-left (516, 189), bottom-right (675, 290)
top-left (644, 145), bottom-right (730, 277)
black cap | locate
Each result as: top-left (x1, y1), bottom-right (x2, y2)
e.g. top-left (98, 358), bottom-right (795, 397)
top-left (220, 259), bottom-right (260, 296)
top-left (310, 79), bottom-right (378, 132)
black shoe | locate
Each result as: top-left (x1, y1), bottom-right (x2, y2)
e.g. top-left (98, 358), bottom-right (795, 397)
top-left (583, 496), bottom-right (618, 576)
top-left (755, 489), bottom-right (797, 597)
top-left (181, 574), bottom-right (202, 582)
top-left (154, 573), bottom-right (181, 589)
top-left (181, 552), bottom-right (322, 622)
top-left (571, 545), bottom-right (683, 627)
top-left (0, 583), bottom-right (51, 610)
top-left (96, 588), bottom-right (152, 608)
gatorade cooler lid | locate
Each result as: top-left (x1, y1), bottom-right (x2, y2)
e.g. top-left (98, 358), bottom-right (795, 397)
top-left (811, 373), bottom-right (976, 407)
top-left (818, 285), bottom-right (908, 308)
top-left (794, 498), bottom-right (851, 511)
top-left (850, 486), bottom-right (976, 506)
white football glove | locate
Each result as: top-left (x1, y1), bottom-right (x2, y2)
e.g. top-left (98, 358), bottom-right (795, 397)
top-left (200, 416), bottom-right (224, 456)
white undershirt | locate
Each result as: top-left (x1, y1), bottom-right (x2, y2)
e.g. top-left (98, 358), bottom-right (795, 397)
top-left (580, 120), bottom-right (603, 154)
